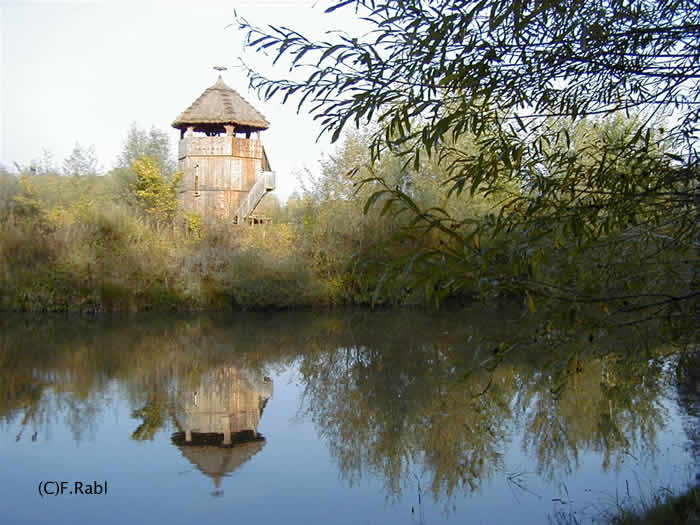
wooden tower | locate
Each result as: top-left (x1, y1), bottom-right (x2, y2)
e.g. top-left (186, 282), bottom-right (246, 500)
top-left (172, 75), bottom-right (275, 223)
top-left (172, 366), bottom-right (273, 493)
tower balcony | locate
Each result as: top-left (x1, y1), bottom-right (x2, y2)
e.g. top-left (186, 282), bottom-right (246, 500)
top-left (178, 136), bottom-right (263, 160)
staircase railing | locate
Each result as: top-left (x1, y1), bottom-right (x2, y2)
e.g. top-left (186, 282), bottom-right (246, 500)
top-left (235, 171), bottom-right (275, 223)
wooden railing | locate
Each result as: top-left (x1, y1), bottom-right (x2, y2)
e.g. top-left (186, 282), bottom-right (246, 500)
top-left (178, 136), bottom-right (263, 160)
top-left (235, 171), bottom-right (275, 223)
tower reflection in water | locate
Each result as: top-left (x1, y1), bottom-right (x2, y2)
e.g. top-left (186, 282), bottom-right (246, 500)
top-left (171, 366), bottom-right (273, 494)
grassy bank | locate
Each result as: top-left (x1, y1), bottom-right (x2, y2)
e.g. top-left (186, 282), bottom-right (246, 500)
top-left (0, 130), bottom-right (489, 312)
top-left (607, 486), bottom-right (699, 525)
top-left (1, 123), bottom-right (693, 318)
top-left (0, 203), bottom-right (417, 312)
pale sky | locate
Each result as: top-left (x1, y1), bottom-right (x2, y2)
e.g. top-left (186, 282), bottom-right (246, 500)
top-left (0, 0), bottom-right (358, 201)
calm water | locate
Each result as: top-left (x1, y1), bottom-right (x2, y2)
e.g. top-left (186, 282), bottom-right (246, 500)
top-left (0, 307), bottom-right (697, 524)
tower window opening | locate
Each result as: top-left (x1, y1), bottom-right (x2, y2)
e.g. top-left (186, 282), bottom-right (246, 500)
top-left (194, 165), bottom-right (200, 197)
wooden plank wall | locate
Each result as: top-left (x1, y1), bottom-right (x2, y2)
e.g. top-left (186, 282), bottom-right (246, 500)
top-left (178, 136), bottom-right (264, 221)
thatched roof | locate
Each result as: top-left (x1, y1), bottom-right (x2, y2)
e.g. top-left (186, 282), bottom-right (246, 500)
top-left (172, 76), bottom-right (270, 131)
top-left (178, 440), bottom-right (266, 488)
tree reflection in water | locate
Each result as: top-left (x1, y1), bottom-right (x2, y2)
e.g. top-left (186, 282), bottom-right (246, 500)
top-left (297, 335), bottom-right (670, 499)
top-left (677, 347), bottom-right (700, 487)
top-left (0, 308), bottom-right (691, 504)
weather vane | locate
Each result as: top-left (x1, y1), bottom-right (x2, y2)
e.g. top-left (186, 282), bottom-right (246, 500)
top-left (214, 66), bottom-right (227, 72)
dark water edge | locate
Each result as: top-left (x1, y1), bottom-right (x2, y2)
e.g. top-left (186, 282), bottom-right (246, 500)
top-left (1, 306), bottom-right (698, 524)
top-left (677, 348), bottom-right (700, 485)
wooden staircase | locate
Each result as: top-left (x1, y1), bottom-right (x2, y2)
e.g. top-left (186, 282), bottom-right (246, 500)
top-left (234, 170), bottom-right (275, 224)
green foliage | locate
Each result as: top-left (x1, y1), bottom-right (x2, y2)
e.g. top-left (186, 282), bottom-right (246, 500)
top-left (223, 225), bottom-right (323, 308)
top-left (254, 193), bottom-right (283, 221)
top-left (0, 168), bottom-right (20, 221)
top-left (116, 123), bottom-right (175, 176)
top-left (608, 486), bottom-right (699, 525)
top-left (112, 123), bottom-right (175, 205)
top-left (0, 203), bottom-right (169, 312)
top-left (183, 212), bottom-right (203, 238)
top-left (130, 156), bottom-right (182, 227)
top-left (1, 119), bottom-right (693, 317)
top-left (0, 126), bottom-right (520, 312)
top-left (10, 171), bottom-right (114, 227)
top-left (237, 0), bottom-right (699, 327)
top-left (238, 0), bottom-right (698, 144)
top-left (131, 394), bottom-right (167, 441)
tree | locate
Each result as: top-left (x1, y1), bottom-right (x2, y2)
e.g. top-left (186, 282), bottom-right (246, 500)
top-left (35, 149), bottom-right (57, 176)
top-left (239, 0), bottom-right (698, 144)
top-left (131, 393), bottom-right (167, 441)
top-left (254, 192), bottom-right (283, 221)
top-left (131, 156), bottom-right (182, 228)
top-left (0, 166), bottom-right (20, 221)
top-left (62, 143), bottom-right (101, 177)
top-left (113, 124), bottom-right (176, 206)
top-left (237, 0), bottom-right (699, 326)
top-left (116, 123), bottom-right (175, 176)
top-left (13, 149), bottom-right (59, 177)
